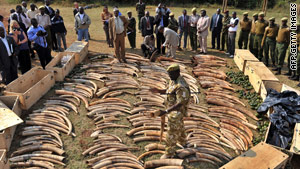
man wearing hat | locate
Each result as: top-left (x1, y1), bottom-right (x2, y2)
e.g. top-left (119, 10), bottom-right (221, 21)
top-left (210, 8), bottom-right (223, 50)
top-left (189, 8), bottom-right (200, 51)
top-left (36, 6), bottom-right (52, 50)
top-left (221, 10), bottom-right (231, 52)
top-left (238, 12), bottom-right (252, 49)
top-left (158, 26), bottom-right (179, 58)
top-left (127, 11), bottom-right (136, 49)
top-left (197, 9), bottom-right (210, 54)
top-left (254, 12), bottom-right (269, 61)
top-left (167, 12), bottom-right (179, 33)
top-left (178, 9), bottom-right (190, 50)
top-left (261, 17), bottom-right (279, 67)
top-left (150, 64), bottom-right (190, 159)
top-left (249, 13), bottom-right (258, 55)
top-left (109, 8), bottom-right (129, 63)
top-left (136, 0), bottom-right (146, 32)
top-left (273, 17), bottom-right (290, 75)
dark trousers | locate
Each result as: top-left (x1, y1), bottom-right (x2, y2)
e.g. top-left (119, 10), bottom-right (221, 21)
top-left (36, 46), bottom-right (52, 69)
top-left (51, 26), bottom-right (58, 50)
top-left (128, 31), bottom-right (136, 48)
top-left (141, 44), bottom-right (156, 58)
top-left (3, 56), bottom-right (18, 85)
top-left (228, 32), bottom-right (236, 55)
top-left (18, 49), bottom-right (32, 74)
top-left (238, 30), bottom-right (250, 49)
top-left (103, 23), bottom-right (113, 47)
top-left (156, 32), bottom-right (165, 54)
top-left (211, 29), bottom-right (221, 49)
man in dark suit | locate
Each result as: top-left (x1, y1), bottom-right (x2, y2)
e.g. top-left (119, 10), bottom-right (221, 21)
top-left (210, 8), bottom-right (223, 49)
top-left (44, 0), bottom-right (57, 51)
top-left (0, 27), bottom-right (19, 85)
top-left (178, 9), bottom-right (190, 50)
top-left (154, 11), bottom-right (168, 54)
top-left (141, 11), bottom-right (154, 37)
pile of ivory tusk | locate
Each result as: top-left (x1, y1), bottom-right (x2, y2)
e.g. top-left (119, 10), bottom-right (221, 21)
top-left (193, 54), bottom-right (258, 153)
top-left (9, 73), bottom-right (98, 169)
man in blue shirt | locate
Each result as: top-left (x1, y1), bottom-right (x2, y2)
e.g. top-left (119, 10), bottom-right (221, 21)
top-left (27, 18), bottom-right (52, 69)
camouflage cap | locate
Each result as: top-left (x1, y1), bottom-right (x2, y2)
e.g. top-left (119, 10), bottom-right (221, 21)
top-left (269, 17), bottom-right (275, 21)
top-left (169, 12), bottom-right (174, 16)
top-left (253, 13), bottom-right (258, 17)
top-left (281, 17), bottom-right (288, 21)
top-left (167, 64), bottom-right (180, 72)
top-left (127, 11), bottom-right (132, 14)
top-left (259, 12), bottom-right (265, 17)
top-left (192, 8), bottom-right (197, 12)
top-left (297, 23), bottom-right (300, 27)
top-left (38, 6), bottom-right (45, 10)
top-left (243, 12), bottom-right (248, 15)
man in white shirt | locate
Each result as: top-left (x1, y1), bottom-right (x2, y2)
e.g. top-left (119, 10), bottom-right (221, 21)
top-left (227, 12), bottom-right (239, 58)
top-left (27, 3), bottom-right (38, 20)
top-left (159, 26), bottom-right (179, 58)
top-left (109, 8), bottom-right (128, 63)
top-left (197, 9), bottom-right (210, 54)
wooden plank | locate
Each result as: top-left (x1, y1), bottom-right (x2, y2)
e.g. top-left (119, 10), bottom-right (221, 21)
top-left (0, 96), bottom-right (21, 151)
top-left (260, 81), bottom-right (282, 101)
top-left (290, 123), bottom-right (300, 154)
top-left (244, 62), bottom-right (279, 93)
top-left (65, 41), bottom-right (88, 64)
top-left (4, 68), bottom-right (55, 110)
top-left (0, 149), bottom-right (9, 169)
top-left (46, 52), bottom-right (76, 81)
top-left (220, 142), bottom-right (289, 169)
top-left (234, 49), bottom-right (259, 72)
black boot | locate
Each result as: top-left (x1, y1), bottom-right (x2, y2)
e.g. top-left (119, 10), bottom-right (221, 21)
top-left (272, 68), bottom-right (278, 71)
top-left (289, 71), bottom-right (296, 79)
top-left (284, 69), bottom-right (292, 76)
top-left (265, 62), bottom-right (269, 67)
top-left (275, 68), bottom-right (281, 75)
top-left (291, 75), bottom-right (299, 81)
top-left (297, 82), bottom-right (300, 87)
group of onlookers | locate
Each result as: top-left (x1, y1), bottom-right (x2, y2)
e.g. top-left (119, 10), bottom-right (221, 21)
top-left (0, 0), bottom-right (68, 85)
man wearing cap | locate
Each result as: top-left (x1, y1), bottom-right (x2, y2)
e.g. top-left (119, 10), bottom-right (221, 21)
top-left (127, 11), bottom-right (136, 49)
top-left (158, 26), bottom-right (179, 58)
top-left (75, 7), bottom-right (91, 42)
top-left (154, 11), bottom-right (168, 55)
top-left (238, 12), bottom-right (251, 49)
top-left (210, 8), bottom-right (223, 50)
top-left (249, 13), bottom-right (258, 55)
top-left (150, 63), bottom-right (190, 159)
top-left (261, 17), bottom-right (279, 67)
top-left (221, 10), bottom-right (231, 52)
top-left (227, 11), bottom-right (239, 58)
top-left (273, 17), bottom-right (290, 75)
top-left (178, 9), bottom-right (190, 50)
top-left (168, 13), bottom-right (178, 33)
top-left (254, 12), bottom-right (268, 61)
top-left (189, 8), bottom-right (200, 51)
top-left (141, 11), bottom-right (154, 37)
top-left (197, 9), bottom-right (210, 54)
top-left (101, 5), bottom-right (113, 47)
top-left (136, 0), bottom-right (145, 32)
top-left (109, 8), bottom-right (129, 63)
top-left (36, 6), bottom-right (52, 50)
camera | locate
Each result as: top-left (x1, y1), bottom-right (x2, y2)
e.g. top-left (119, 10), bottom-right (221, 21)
top-left (13, 28), bottom-right (20, 31)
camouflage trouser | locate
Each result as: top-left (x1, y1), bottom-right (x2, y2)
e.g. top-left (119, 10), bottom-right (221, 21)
top-left (221, 31), bottom-right (228, 51)
top-left (249, 33), bottom-right (257, 56)
top-left (189, 27), bottom-right (197, 51)
top-left (264, 37), bottom-right (276, 65)
top-left (275, 42), bottom-right (288, 68)
top-left (165, 111), bottom-right (186, 156)
top-left (254, 34), bottom-right (263, 60)
top-left (238, 30), bottom-right (250, 49)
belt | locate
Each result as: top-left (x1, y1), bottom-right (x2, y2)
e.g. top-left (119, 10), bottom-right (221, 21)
top-left (276, 41), bottom-right (288, 44)
top-left (266, 36), bottom-right (276, 40)
top-left (255, 34), bottom-right (263, 36)
top-left (241, 29), bottom-right (250, 32)
top-left (229, 31), bottom-right (236, 33)
top-left (190, 26), bottom-right (197, 28)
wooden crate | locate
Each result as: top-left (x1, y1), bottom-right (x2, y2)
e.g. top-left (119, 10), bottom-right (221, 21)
top-left (260, 81), bottom-right (282, 101)
top-left (244, 62), bottom-right (279, 93)
top-left (0, 149), bottom-right (9, 169)
top-left (46, 52), bottom-right (76, 81)
top-left (234, 49), bottom-right (259, 72)
top-left (3, 67), bottom-right (55, 110)
top-left (0, 96), bottom-right (21, 151)
top-left (281, 84), bottom-right (300, 95)
top-left (65, 41), bottom-right (88, 64)
top-left (219, 142), bottom-right (289, 169)
top-left (290, 123), bottom-right (300, 154)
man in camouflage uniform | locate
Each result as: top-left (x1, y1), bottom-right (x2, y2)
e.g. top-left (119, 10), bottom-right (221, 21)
top-left (238, 12), bottom-right (251, 49)
top-left (249, 13), bottom-right (258, 55)
top-left (221, 10), bottom-right (230, 52)
top-left (254, 12), bottom-right (268, 61)
top-left (150, 64), bottom-right (190, 159)
top-left (136, 0), bottom-right (145, 32)
top-left (168, 13), bottom-right (179, 32)
top-left (272, 17), bottom-right (290, 75)
top-left (261, 17), bottom-right (279, 67)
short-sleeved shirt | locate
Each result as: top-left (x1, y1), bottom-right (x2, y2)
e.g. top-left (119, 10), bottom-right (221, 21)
top-left (276, 26), bottom-right (290, 43)
top-left (35, 13), bottom-right (51, 28)
top-left (255, 20), bottom-right (268, 35)
top-left (166, 75), bottom-right (190, 117)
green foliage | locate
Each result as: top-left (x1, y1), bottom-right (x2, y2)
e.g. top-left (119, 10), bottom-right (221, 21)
top-left (237, 90), bottom-right (263, 110)
top-left (226, 71), bottom-right (253, 90)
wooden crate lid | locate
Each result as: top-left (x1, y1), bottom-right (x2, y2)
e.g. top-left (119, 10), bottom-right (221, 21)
top-left (65, 41), bottom-right (88, 53)
top-left (220, 142), bottom-right (289, 169)
top-left (246, 62), bottom-right (279, 81)
top-left (235, 49), bottom-right (259, 61)
top-left (0, 108), bottom-right (23, 131)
